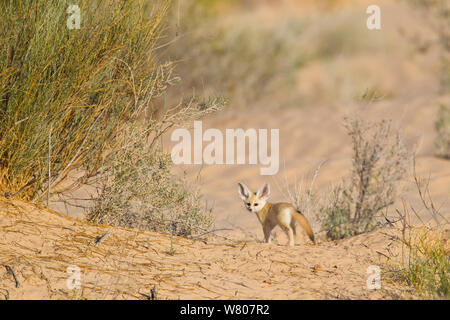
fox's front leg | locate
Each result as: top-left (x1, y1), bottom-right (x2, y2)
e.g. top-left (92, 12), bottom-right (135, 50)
top-left (263, 223), bottom-right (274, 243)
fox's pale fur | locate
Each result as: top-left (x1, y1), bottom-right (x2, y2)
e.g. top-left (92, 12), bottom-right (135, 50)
top-left (238, 182), bottom-right (315, 246)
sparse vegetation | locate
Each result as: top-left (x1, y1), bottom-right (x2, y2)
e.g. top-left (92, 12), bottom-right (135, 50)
top-left (320, 116), bottom-right (412, 240)
top-left (394, 229), bottom-right (449, 299)
top-left (386, 157), bottom-right (449, 299)
top-left (87, 119), bottom-right (216, 236)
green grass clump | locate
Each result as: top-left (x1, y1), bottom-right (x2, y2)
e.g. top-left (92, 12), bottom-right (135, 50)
top-left (394, 230), bottom-right (449, 299)
top-left (0, 0), bottom-right (170, 200)
top-left (321, 207), bottom-right (355, 240)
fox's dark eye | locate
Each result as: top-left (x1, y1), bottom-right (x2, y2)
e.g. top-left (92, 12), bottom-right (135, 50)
top-left (246, 203), bottom-right (251, 206)
top-left (254, 203), bottom-right (258, 206)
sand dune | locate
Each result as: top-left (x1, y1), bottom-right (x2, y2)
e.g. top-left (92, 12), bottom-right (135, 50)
top-left (0, 198), bottom-right (418, 299)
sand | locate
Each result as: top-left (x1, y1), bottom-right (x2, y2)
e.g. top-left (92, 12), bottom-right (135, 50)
top-left (0, 198), bottom-right (419, 299)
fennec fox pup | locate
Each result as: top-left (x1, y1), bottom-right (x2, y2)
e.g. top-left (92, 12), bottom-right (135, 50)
top-left (238, 182), bottom-right (315, 246)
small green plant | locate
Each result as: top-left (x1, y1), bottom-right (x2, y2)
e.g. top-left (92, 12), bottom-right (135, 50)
top-left (322, 207), bottom-right (354, 240)
top-left (393, 230), bottom-right (449, 299)
top-left (435, 105), bottom-right (450, 159)
top-left (387, 157), bottom-right (449, 299)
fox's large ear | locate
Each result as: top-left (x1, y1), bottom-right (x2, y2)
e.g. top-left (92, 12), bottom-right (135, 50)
top-left (237, 182), bottom-right (250, 201)
top-left (256, 182), bottom-right (270, 200)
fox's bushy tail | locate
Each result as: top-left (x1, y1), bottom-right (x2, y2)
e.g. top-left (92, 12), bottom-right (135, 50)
top-left (294, 211), bottom-right (315, 244)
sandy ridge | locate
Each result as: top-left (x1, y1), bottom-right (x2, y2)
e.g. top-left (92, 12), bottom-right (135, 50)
top-left (0, 198), bottom-right (417, 299)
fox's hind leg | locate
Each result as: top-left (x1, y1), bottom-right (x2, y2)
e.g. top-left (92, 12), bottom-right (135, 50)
top-left (286, 227), bottom-right (295, 246)
top-left (290, 219), bottom-right (297, 237)
top-left (280, 224), bottom-right (295, 246)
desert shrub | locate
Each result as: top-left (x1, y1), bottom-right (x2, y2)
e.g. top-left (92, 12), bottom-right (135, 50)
top-left (86, 94), bottom-right (222, 236)
top-left (87, 122), bottom-right (215, 236)
top-left (322, 204), bottom-right (355, 240)
top-left (320, 117), bottom-right (411, 240)
top-left (435, 105), bottom-right (450, 159)
top-left (0, 0), bottom-right (170, 200)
